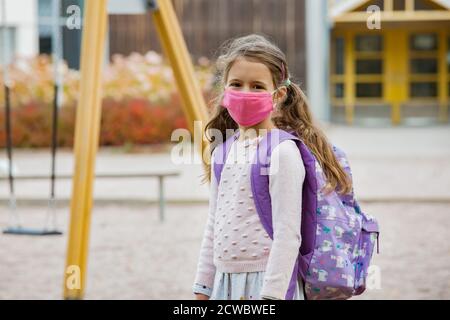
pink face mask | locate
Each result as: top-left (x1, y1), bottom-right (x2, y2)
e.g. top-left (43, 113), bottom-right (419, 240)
top-left (221, 89), bottom-right (277, 127)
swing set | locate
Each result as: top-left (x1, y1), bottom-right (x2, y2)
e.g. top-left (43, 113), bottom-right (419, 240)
top-left (1, 0), bottom-right (209, 299)
top-left (1, 0), bottom-right (63, 236)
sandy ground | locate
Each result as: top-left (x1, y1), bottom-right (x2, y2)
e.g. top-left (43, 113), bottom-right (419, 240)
top-left (0, 202), bottom-right (449, 300)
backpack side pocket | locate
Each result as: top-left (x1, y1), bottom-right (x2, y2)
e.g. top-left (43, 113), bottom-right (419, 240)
top-left (354, 216), bottom-right (379, 295)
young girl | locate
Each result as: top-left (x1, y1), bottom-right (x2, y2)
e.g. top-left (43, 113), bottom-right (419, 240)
top-left (193, 34), bottom-right (352, 300)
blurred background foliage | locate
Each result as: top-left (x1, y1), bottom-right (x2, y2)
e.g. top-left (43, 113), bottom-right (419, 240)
top-left (0, 51), bottom-right (216, 148)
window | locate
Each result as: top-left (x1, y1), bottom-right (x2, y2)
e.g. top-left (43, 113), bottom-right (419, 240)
top-left (334, 37), bottom-right (345, 75)
top-left (410, 34), bottom-right (437, 51)
top-left (393, 0), bottom-right (405, 10)
top-left (410, 58), bottom-right (437, 74)
top-left (356, 59), bottom-right (383, 74)
top-left (356, 35), bottom-right (383, 52)
top-left (334, 83), bottom-right (345, 98)
top-left (38, 0), bottom-right (52, 54)
top-left (410, 82), bottom-right (437, 97)
top-left (331, 36), bottom-right (345, 100)
top-left (354, 35), bottom-right (384, 99)
top-left (356, 83), bottom-right (383, 98)
top-left (409, 33), bottom-right (439, 100)
top-left (0, 27), bottom-right (16, 64)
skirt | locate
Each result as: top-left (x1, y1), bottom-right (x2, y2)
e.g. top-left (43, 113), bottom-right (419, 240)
top-left (210, 271), bottom-right (305, 300)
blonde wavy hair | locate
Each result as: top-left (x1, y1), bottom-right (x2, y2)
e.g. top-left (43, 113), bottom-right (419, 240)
top-left (203, 34), bottom-right (352, 195)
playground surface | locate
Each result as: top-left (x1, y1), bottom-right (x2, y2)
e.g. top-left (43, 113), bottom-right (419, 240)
top-left (1, 125), bottom-right (450, 299)
top-left (0, 202), bottom-right (449, 300)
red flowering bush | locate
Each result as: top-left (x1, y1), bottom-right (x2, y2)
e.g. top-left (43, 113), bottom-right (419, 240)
top-left (0, 52), bottom-right (216, 148)
top-left (0, 94), bottom-right (195, 148)
top-left (100, 95), bottom-right (188, 146)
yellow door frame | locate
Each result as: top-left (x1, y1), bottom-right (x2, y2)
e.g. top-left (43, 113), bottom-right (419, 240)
top-left (63, 0), bottom-right (209, 299)
top-left (385, 29), bottom-right (408, 125)
top-left (438, 30), bottom-right (449, 122)
top-left (344, 30), bottom-right (355, 125)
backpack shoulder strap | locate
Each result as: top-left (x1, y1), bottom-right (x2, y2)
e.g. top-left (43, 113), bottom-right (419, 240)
top-left (251, 128), bottom-right (318, 255)
top-left (251, 128), bottom-right (319, 300)
top-left (251, 129), bottom-right (304, 238)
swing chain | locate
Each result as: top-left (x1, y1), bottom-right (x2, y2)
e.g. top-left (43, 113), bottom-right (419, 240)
top-left (7, 195), bottom-right (21, 229)
top-left (44, 196), bottom-right (58, 232)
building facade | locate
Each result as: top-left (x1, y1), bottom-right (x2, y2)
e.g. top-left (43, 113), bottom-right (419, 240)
top-left (329, 0), bottom-right (450, 125)
top-left (0, 0), bottom-right (38, 64)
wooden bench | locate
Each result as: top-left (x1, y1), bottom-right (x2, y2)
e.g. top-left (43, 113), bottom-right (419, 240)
top-left (0, 171), bottom-right (181, 222)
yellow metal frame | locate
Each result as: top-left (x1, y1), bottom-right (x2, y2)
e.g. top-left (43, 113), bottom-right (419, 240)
top-left (63, 0), bottom-right (108, 300)
top-left (63, 0), bottom-right (209, 299)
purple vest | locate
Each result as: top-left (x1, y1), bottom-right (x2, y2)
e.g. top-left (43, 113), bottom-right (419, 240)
top-left (213, 128), bottom-right (380, 300)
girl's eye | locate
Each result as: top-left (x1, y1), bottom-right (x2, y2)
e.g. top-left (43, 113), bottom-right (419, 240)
top-left (230, 82), bottom-right (241, 87)
top-left (253, 85), bottom-right (265, 90)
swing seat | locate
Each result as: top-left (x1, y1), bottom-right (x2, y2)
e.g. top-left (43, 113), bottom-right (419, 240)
top-left (3, 227), bottom-right (63, 236)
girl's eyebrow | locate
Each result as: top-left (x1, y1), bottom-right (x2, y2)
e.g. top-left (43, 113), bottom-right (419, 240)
top-left (252, 80), bottom-right (267, 87)
top-left (227, 79), bottom-right (268, 87)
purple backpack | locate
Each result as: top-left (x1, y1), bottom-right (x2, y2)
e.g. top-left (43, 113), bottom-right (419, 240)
top-left (213, 128), bottom-right (380, 300)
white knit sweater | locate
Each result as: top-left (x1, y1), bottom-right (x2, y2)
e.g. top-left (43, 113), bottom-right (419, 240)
top-left (194, 135), bottom-right (305, 299)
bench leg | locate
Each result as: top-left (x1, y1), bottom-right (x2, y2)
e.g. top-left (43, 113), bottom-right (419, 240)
top-left (158, 176), bottom-right (165, 222)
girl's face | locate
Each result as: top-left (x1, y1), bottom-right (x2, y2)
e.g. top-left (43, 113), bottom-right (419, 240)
top-left (225, 57), bottom-right (287, 103)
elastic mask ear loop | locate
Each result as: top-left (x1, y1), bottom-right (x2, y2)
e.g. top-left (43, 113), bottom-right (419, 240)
top-left (272, 86), bottom-right (285, 109)
top-left (273, 80), bottom-right (291, 107)
top-left (271, 87), bottom-right (280, 105)
top-left (273, 79), bottom-right (291, 104)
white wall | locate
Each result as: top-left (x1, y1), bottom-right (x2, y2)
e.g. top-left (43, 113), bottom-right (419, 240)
top-left (0, 0), bottom-right (39, 62)
top-left (306, 0), bottom-right (331, 123)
